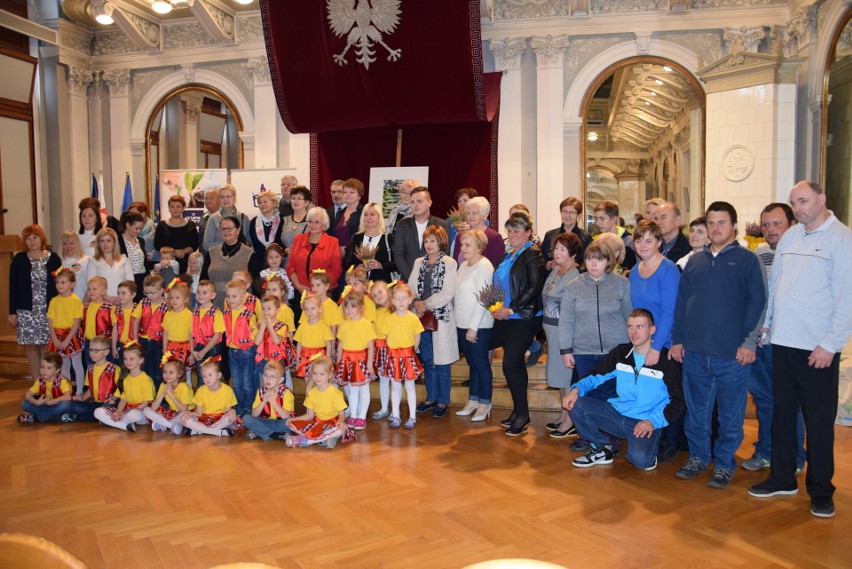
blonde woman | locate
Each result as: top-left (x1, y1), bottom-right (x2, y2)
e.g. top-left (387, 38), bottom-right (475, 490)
top-left (60, 231), bottom-right (92, 301)
top-left (86, 228), bottom-right (133, 303)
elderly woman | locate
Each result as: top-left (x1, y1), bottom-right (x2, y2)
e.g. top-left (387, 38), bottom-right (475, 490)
top-left (203, 184), bottom-right (252, 252)
top-left (281, 185), bottom-right (311, 267)
top-left (490, 212), bottom-right (546, 436)
top-left (9, 225), bottom-right (63, 378)
top-left (118, 211), bottom-right (149, 299)
top-left (385, 178), bottom-right (417, 236)
top-left (343, 202), bottom-right (396, 282)
top-left (249, 191), bottom-right (284, 260)
top-left (286, 207), bottom-right (342, 296)
top-left (410, 225), bottom-right (459, 420)
top-left (127, 201), bottom-right (157, 261)
top-left (154, 195), bottom-right (199, 273)
top-left (541, 233), bottom-right (582, 438)
top-left (542, 197), bottom-right (592, 268)
top-left (201, 216), bottom-right (257, 309)
top-left (452, 196), bottom-right (504, 267)
top-left (453, 229), bottom-right (494, 421)
top-left (86, 228), bottom-right (134, 303)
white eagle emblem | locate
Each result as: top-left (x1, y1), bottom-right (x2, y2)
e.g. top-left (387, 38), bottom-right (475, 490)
top-left (327, 0), bottom-right (402, 70)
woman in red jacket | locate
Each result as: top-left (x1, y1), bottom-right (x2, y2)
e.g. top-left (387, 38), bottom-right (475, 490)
top-left (286, 207), bottom-right (342, 298)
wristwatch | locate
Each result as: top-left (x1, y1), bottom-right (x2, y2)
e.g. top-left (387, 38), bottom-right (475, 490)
top-left (507, 308), bottom-right (514, 316)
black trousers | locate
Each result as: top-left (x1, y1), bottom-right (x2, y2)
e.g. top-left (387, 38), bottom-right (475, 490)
top-left (769, 344), bottom-right (840, 499)
top-left (490, 316), bottom-right (542, 418)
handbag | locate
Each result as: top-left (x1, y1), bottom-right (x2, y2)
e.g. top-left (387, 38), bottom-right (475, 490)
top-left (419, 310), bottom-right (438, 332)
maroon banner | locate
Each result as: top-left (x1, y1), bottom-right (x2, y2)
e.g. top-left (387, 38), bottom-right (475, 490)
top-left (261, 0), bottom-right (497, 133)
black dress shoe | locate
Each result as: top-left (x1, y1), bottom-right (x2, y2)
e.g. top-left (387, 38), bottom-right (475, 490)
top-left (500, 414), bottom-right (517, 428)
top-left (549, 425), bottom-right (577, 439)
top-left (546, 422), bottom-right (561, 432)
top-left (432, 406), bottom-right (448, 418)
top-left (504, 417), bottom-right (530, 437)
top-left (416, 401), bottom-right (438, 414)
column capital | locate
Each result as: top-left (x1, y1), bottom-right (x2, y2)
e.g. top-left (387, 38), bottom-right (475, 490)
top-left (246, 57), bottom-right (272, 87)
top-left (489, 37), bottom-right (526, 72)
top-left (723, 26), bottom-right (767, 55)
top-left (101, 69), bottom-right (131, 97)
top-left (181, 91), bottom-right (204, 124)
top-left (66, 66), bottom-right (94, 97)
top-left (531, 34), bottom-right (569, 69)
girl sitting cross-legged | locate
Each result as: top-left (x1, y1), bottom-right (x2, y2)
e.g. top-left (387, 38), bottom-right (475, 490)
top-left (179, 357), bottom-right (238, 437)
top-left (93, 343), bottom-right (154, 432)
top-left (142, 359), bottom-right (194, 434)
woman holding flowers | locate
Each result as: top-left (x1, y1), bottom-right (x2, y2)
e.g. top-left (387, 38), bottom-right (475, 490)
top-left (452, 196), bottom-right (504, 267)
top-left (343, 202), bottom-right (397, 283)
top-left (489, 212), bottom-right (545, 437)
top-left (453, 230), bottom-right (494, 421)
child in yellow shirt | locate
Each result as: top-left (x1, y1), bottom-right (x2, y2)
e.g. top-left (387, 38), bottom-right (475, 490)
top-left (179, 358), bottom-right (238, 437)
top-left (18, 352), bottom-right (74, 424)
top-left (241, 360), bottom-right (294, 441)
top-left (143, 360), bottom-right (194, 434)
top-left (383, 283), bottom-right (424, 430)
top-left (293, 294), bottom-right (335, 386)
top-left (335, 291), bottom-right (376, 431)
top-left (285, 356), bottom-right (349, 448)
top-left (370, 280), bottom-right (393, 420)
top-left (46, 268), bottom-right (85, 393)
top-left (298, 270), bottom-right (343, 335)
top-left (93, 344), bottom-right (155, 432)
top-left (111, 280), bottom-right (140, 365)
top-left (162, 281), bottom-right (193, 384)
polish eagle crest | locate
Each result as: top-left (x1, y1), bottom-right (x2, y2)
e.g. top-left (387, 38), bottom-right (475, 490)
top-left (327, 0), bottom-right (402, 70)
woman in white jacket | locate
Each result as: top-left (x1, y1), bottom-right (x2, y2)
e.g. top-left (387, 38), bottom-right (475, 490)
top-left (409, 225), bottom-right (459, 419)
top-left (86, 228), bottom-right (134, 303)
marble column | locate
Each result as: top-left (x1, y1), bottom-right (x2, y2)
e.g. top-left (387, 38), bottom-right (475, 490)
top-left (180, 92), bottom-right (203, 170)
top-left (102, 68), bottom-right (132, 216)
top-left (247, 57), bottom-right (277, 169)
top-left (66, 67), bottom-right (94, 209)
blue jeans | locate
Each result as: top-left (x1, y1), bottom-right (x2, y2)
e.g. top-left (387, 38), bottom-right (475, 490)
top-left (229, 346), bottom-right (257, 415)
top-left (242, 414), bottom-right (292, 441)
top-left (683, 351), bottom-right (750, 472)
top-left (193, 342), bottom-right (222, 388)
top-left (457, 327), bottom-right (493, 405)
top-left (569, 396), bottom-right (661, 469)
top-left (749, 343), bottom-right (806, 468)
top-left (141, 337), bottom-right (163, 391)
top-left (22, 399), bottom-right (74, 422)
top-left (419, 331), bottom-right (451, 405)
top-left (574, 354), bottom-right (606, 381)
top-left (69, 400), bottom-right (102, 422)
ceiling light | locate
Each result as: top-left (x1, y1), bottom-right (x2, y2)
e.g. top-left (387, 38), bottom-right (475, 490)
top-left (587, 132), bottom-right (598, 141)
top-left (655, 79), bottom-right (663, 85)
top-left (663, 66), bottom-right (673, 72)
top-left (650, 92), bottom-right (656, 96)
top-left (93, 2), bottom-right (114, 25)
top-left (152, 1), bottom-right (172, 14)
top-left (645, 101), bottom-right (651, 105)
top-left (235, 0), bottom-right (254, 4)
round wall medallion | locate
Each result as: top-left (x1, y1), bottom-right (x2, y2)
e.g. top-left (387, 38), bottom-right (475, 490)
top-left (721, 145), bottom-right (755, 182)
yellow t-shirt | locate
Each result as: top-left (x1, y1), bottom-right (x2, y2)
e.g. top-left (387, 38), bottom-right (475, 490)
top-left (342, 294), bottom-right (377, 323)
top-left (192, 383), bottom-right (238, 414)
top-left (162, 309), bottom-right (193, 342)
top-left (85, 363), bottom-right (120, 402)
top-left (382, 311), bottom-right (425, 349)
top-left (83, 301), bottom-right (107, 339)
top-left (155, 382), bottom-right (195, 411)
top-left (294, 321), bottom-right (335, 349)
top-left (299, 297), bottom-right (344, 328)
top-left (251, 389), bottom-right (295, 419)
top-left (47, 294), bottom-right (84, 329)
top-left (114, 373), bottom-right (155, 404)
top-left (337, 318), bottom-right (377, 351)
top-left (304, 385), bottom-right (347, 421)
top-left (29, 377), bottom-right (73, 399)
top-left (276, 304), bottom-right (296, 334)
top-left (111, 304), bottom-right (140, 343)
top-left (373, 307), bottom-right (390, 340)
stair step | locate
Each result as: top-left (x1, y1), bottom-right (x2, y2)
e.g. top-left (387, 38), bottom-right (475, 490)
top-left (0, 336), bottom-right (27, 358)
top-left (0, 355), bottom-right (30, 378)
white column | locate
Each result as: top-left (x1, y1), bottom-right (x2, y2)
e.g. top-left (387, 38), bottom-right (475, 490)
top-left (102, 69), bottom-right (132, 216)
top-left (248, 57), bottom-right (277, 169)
top-left (66, 67), bottom-right (93, 209)
top-left (488, 37), bottom-right (526, 226)
top-left (288, 133), bottom-right (311, 188)
top-left (532, 34), bottom-right (569, 234)
top-left (181, 92), bottom-right (203, 170)
top-left (562, 118), bottom-right (583, 209)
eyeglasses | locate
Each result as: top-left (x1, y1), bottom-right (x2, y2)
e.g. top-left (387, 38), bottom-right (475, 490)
top-left (89, 347), bottom-right (109, 352)
top-left (144, 291), bottom-right (160, 296)
top-left (220, 226), bottom-right (237, 232)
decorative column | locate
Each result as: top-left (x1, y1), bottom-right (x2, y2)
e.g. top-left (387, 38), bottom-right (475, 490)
top-left (102, 68), bottom-right (132, 215)
top-left (66, 66), bottom-right (94, 210)
top-left (247, 57), bottom-right (277, 169)
top-left (488, 37), bottom-right (526, 225)
top-left (532, 34), bottom-right (569, 233)
top-left (180, 92), bottom-right (204, 170)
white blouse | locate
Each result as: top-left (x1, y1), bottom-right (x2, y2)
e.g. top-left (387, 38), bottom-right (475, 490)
top-left (62, 256), bottom-right (93, 301)
top-left (80, 230), bottom-right (97, 259)
top-left (454, 256), bottom-right (495, 331)
top-left (86, 255), bottom-right (134, 296)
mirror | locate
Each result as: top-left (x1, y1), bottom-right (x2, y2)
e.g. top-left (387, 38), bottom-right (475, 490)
top-left (145, 85), bottom-right (244, 204)
top-left (824, 14), bottom-right (852, 226)
top-left (582, 58), bottom-right (704, 229)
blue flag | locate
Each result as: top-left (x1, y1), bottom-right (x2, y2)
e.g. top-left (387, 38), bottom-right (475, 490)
top-left (121, 173), bottom-right (133, 214)
top-left (153, 175), bottom-right (160, 223)
top-left (91, 173), bottom-right (98, 199)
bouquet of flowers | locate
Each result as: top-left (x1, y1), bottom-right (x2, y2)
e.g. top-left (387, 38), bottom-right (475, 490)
top-left (354, 243), bottom-right (378, 266)
top-left (447, 207), bottom-right (467, 228)
top-left (744, 221), bottom-right (765, 250)
top-left (475, 283), bottom-right (506, 314)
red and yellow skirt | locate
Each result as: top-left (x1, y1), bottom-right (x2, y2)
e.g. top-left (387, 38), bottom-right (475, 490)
top-left (154, 407), bottom-right (181, 421)
top-left (164, 341), bottom-right (191, 366)
top-left (374, 339), bottom-right (389, 377)
top-left (47, 327), bottom-right (84, 356)
top-left (296, 346), bottom-right (325, 378)
top-left (388, 346), bottom-right (423, 382)
top-left (190, 412), bottom-right (242, 430)
top-left (288, 417), bottom-right (346, 443)
top-left (334, 349), bottom-right (371, 386)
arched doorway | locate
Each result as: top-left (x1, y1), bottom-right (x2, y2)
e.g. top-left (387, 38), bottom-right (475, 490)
top-left (822, 8), bottom-right (852, 226)
top-left (580, 57), bottom-right (705, 230)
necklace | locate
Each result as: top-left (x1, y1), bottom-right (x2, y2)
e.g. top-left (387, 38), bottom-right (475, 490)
top-left (221, 241), bottom-right (241, 257)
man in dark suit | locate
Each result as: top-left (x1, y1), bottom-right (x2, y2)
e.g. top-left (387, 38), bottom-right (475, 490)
top-left (325, 179), bottom-right (346, 223)
top-left (391, 187), bottom-right (450, 281)
top-left (654, 202), bottom-right (691, 265)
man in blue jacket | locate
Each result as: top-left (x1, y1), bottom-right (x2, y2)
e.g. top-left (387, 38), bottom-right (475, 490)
top-left (670, 201), bottom-right (766, 489)
top-left (563, 309), bottom-right (685, 470)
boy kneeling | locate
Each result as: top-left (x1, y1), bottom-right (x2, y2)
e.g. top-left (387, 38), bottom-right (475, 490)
top-left (563, 309), bottom-right (684, 470)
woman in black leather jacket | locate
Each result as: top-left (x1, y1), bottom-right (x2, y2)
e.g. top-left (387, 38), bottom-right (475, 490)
top-left (490, 211), bottom-right (545, 436)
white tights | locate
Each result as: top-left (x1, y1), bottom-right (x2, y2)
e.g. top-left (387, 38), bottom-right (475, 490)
top-left (61, 353), bottom-right (85, 395)
top-left (377, 376), bottom-right (390, 413)
top-left (182, 415), bottom-right (234, 436)
top-left (93, 407), bottom-right (146, 431)
top-left (347, 384), bottom-right (371, 420)
top-left (142, 407), bottom-right (182, 430)
top-left (391, 380), bottom-right (416, 419)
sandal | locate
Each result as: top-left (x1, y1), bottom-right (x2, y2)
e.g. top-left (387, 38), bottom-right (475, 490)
top-left (17, 414), bottom-right (35, 424)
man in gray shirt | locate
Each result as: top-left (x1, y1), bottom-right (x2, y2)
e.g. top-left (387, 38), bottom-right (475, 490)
top-left (748, 181), bottom-right (852, 519)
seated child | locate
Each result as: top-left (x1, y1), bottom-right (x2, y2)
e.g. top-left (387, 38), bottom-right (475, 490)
top-left (180, 358), bottom-right (238, 437)
top-left (285, 355), bottom-right (349, 448)
top-left (93, 343), bottom-right (155, 432)
top-left (564, 309), bottom-right (685, 470)
top-left (154, 247), bottom-right (179, 284)
top-left (143, 359), bottom-right (194, 434)
top-left (241, 360), bottom-right (295, 441)
top-left (65, 336), bottom-right (119, 422)
top-left (18, 352), bottom-right (74, 424)
top-left (46, 268), bottom-right (84, 393)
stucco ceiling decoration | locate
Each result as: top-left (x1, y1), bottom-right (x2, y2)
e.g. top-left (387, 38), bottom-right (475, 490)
top-left (61, 0), bottom-right (254, 29)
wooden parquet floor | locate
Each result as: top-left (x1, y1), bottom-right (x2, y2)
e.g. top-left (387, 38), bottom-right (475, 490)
top-left (1, 376), bottom-right (850, 569)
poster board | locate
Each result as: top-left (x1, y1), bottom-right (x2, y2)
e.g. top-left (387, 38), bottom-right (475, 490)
top-left (368, 167), bottom-right (429, 218)
top-left (159, 169), bottom-right (228, 227)
top-left (230, 168), bottom-right (298, 213)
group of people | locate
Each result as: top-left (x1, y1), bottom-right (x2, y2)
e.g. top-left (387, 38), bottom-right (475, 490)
top-left (9, 176), bottom-right (850, 518)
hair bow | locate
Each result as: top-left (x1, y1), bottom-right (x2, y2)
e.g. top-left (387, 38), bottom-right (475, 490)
top-left (261, 272), bottom-right (278, 291)
top-left (388, 279), bottom-right (406, 289)
top-left (161, 351), bottom-right (175, 365)
top-left (123, 339), bottom-right (141, 349)
top-left (308, 352), bottom-right (324, 362)
top-left (201, 355), bottom-right (222, 365)
top-left (346, 265), bottom-right (354, 275)
top-left (164, 277), bottom-right (181, 292)
top-left (338, 285), bottom-right (352, 304)
top-left (310, 268), bottom-right (327, 276)
top-left (51, 268), bottom-right (63, 277)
